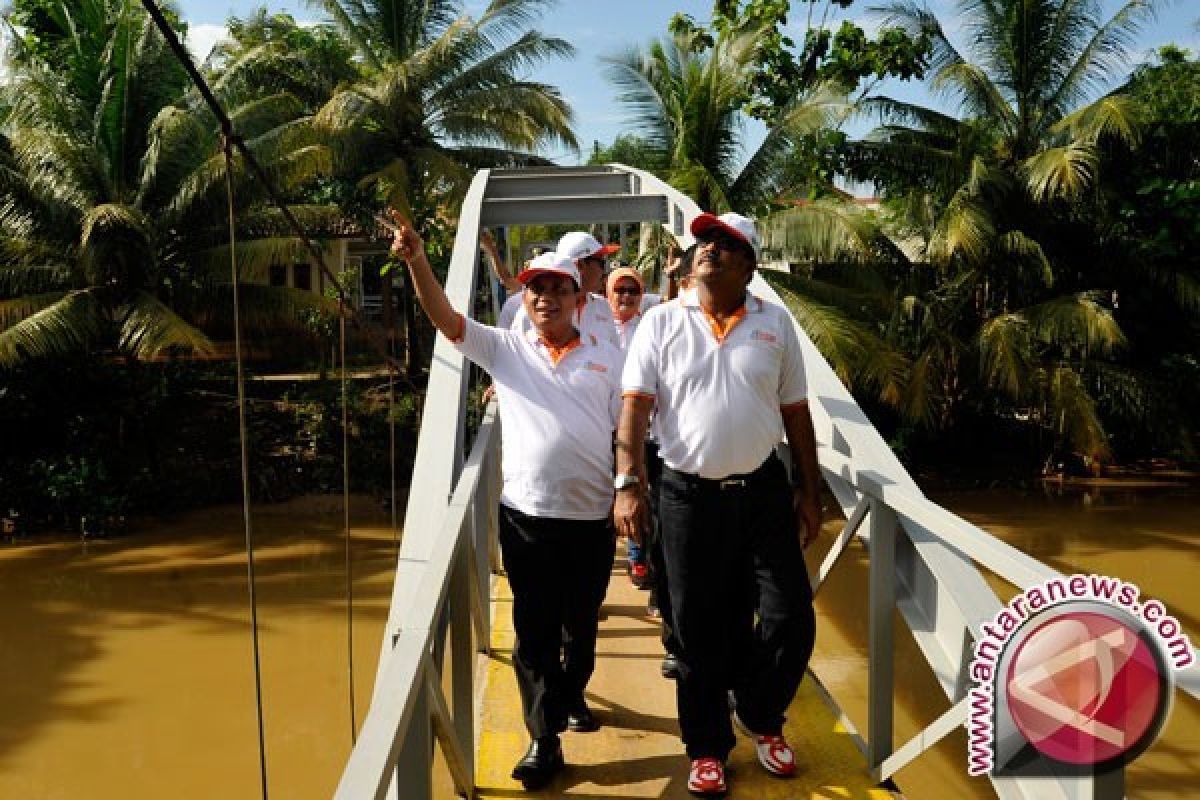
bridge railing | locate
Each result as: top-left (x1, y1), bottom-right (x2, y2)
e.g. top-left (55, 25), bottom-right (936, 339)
top-left (335, 165), bottom-right (1196, 800)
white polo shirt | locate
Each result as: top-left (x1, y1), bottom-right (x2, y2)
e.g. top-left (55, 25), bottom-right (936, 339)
top-left (509, 292), bottom-right (620, 348)
top-left (453, 315), bottom-right (623, 520)
top-left (613, 293), bottom-right (662, 354)
top-left (621, 289), bottom-right (807, 479)
top-left (497, 291), bottom-right (523, 329)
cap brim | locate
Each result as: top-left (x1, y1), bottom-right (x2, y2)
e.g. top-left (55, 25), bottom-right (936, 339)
top-left (593, 243), bottom-right (620, 257)
top-left (516, 267), bottom-right (578, 286)
top-left (690, 213), bottom-right (755, 253)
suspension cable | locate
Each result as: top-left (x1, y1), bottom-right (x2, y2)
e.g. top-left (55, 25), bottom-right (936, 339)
top-left (388, 327), bottom-right (399, 546)
top-left (137, 0), bottom-right (414, 385)
top-left (135, 0), bottom-right (372, 779)
top-left (340, 309), bottom-right (357, 743)
top-left (223, 133), bottom-right (270, 800)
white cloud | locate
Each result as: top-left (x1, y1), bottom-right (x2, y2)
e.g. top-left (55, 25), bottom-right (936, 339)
top-left (186, 22), bottom-right (227, 64)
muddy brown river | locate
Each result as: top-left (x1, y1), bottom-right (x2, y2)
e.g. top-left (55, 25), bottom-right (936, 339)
top-left (1, 487), bottom-right (1196, 798)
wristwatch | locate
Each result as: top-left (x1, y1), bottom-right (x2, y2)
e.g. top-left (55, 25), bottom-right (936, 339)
top-left (613, 473), bottom-right (641, 491)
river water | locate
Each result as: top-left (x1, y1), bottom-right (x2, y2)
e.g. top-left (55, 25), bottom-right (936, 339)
top-left (811, 485), bottom-right (1200, 800)
top-left (0, 495), bottom-right (397, 800)
top-left (1, 487), bottom-right (1197, 798)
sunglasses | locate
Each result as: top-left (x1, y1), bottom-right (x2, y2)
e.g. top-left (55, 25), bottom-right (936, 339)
top-left (611, 286), bottom-right (642, 296)
top-left (696, 230), bottom-right (753, 257)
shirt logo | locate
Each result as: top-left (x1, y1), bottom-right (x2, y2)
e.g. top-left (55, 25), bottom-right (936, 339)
top-left (752, 330), bottom-right (778, 344)
top-left (584, 361), bottom-right (608, 373)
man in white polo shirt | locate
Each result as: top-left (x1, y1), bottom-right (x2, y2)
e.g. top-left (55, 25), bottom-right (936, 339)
top-left (614, 212), bottom-right (821, 796)
top-left (506, 231), bottom-right (620, 347)
top-left (389, 213), bottom-right (623, 790)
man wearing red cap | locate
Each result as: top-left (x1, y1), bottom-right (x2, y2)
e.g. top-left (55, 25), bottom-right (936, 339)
top-left (614, 211), bottom-right (821, 795)
top-left (389, 213), bottom-right (623, 790)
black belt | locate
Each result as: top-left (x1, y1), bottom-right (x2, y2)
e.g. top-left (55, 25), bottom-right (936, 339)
top-left (664, 453), bottom-right (782, 491)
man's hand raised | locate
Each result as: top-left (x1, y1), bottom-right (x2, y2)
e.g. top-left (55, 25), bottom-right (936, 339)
top-left (387, 209), bottom-right (425, 263)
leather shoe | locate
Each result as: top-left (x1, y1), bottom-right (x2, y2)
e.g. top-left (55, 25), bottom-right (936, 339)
top-left (661, 653), bottom-right (682, 680)
top-left (565, 705), bottom-right (600, 732)
top-left (511, 736), bottom-right (563, 789)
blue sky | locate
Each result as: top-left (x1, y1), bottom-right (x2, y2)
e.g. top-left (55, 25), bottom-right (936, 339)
top-left (178, 0), bottom-right (1200, 167)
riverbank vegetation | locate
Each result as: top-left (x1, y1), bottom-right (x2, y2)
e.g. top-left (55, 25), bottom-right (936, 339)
top-left (1, 0), bottom-right (1197, 533)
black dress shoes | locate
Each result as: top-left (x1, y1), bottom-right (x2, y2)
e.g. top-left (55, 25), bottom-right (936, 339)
top-left (661, 653), bottom-right (682, 680)
top-left (565, 705), bottom-right (600, 732)
top-left (511, 736), bottom-right (564, 789)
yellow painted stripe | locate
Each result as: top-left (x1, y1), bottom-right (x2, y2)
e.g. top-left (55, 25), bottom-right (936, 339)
top-left (476, 558), bottom-right (898, 799)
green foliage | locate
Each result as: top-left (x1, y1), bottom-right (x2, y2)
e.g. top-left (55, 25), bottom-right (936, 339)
top-left (0, 1), bottom-right (339, 369)
top-left (673, 1), bottom-right (929, 121)
top-left (312, 0), bottom-right (578, 232)
top-left (205, 9), bottom-right (360, 113)
top-left (841, 0), bottom-right (1180, 460)
top-left (587, 134), bottom-right (666, 171)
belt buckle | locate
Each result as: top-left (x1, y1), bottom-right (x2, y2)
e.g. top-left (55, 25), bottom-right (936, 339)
top-left (719, 478), bottom-right (746, 490)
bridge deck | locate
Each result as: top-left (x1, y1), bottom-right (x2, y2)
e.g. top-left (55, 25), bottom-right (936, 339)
top-left (475, 557), bottom-right (898, 799)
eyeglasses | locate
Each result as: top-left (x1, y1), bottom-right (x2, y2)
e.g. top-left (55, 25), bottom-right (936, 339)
top-left (611, 286), bottom-right (642, 296)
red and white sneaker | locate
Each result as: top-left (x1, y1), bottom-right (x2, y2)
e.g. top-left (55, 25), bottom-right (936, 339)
top-left (751, 734), bottom-right (796, 777)
top-left (687, 757), bottom-right (727, 795)
top-left (734, 712), bottom-right (797, 777)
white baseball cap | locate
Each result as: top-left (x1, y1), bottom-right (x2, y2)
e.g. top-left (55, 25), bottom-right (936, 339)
top-left (690, 212), bottom-right (760, 260)
top-left (516, 251), bottom-right (581, 287)
top-left (557, 231), bottom-right (620, 261)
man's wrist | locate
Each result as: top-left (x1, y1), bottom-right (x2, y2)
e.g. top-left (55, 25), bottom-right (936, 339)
top-left (614, 472), bottom-right (642, 491)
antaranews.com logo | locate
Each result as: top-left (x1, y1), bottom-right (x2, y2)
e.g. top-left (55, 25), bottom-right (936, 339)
top-left (967, 574), bottom-right (1193, 777)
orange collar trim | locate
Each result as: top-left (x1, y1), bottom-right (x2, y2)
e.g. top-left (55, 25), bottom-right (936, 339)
top-left (539, 333), bottom-right (583, 366)
top-left (701, 304), bottom-right (748, 343)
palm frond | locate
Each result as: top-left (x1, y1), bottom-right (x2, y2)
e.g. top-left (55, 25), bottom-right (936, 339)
top-left (928, 187), bottom-right (994, 264)
top-left (118, 291), bottom-right (214, 358)
top-left (1023, 143), bottom-right (1098, 202)
top-left (771, 279), bottom-right (866, 385)
top-left (976, 312), bottom-right (1034, 399)
top-left (1048, 0), bottom-right (1161, 117)
top-left (996, 230), bottom-right (1054, 288)
top-left (759, 201), bottom-right (890, 265)
top-left (0, 291), bottom-right (68, 329)
top-left (1046, 365), bottom-right (1110, 457)
top-left (0, 289), bottom-right (102, 366)
top-left (1049, 94), bottom-right (1142, 147)
top-left (1024, 292), bottom-right (1126, 355)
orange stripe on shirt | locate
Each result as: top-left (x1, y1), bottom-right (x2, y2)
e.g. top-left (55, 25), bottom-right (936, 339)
top-left (701, 304), bottom-right (747, 343)
top-left (542, 334), bottom-right (582, 366)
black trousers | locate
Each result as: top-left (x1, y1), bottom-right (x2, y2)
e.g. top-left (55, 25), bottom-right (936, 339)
top-left (659, 453), bottom-right (816, 760)
top-left (644, 440), bottom-right (678, 655)
top-left (498, 504), bottom-right (616, 740)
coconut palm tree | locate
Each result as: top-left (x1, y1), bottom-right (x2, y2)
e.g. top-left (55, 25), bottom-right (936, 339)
top-left (204, 9), bottom-right (361, 114)
top-left (603, 26), bottom-right (849, 212)
top-left (310, 0), bottom-right (579, 217)
top-left (603, 25), bottom-right (916, 406)
top-left (842, 0), bottom-right (1162, 455)
top-left (0, 1), bottom-right (335, 368)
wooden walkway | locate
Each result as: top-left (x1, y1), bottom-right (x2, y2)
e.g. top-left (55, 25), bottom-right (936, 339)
top-left (474, 558), bottom-right (900, 799)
